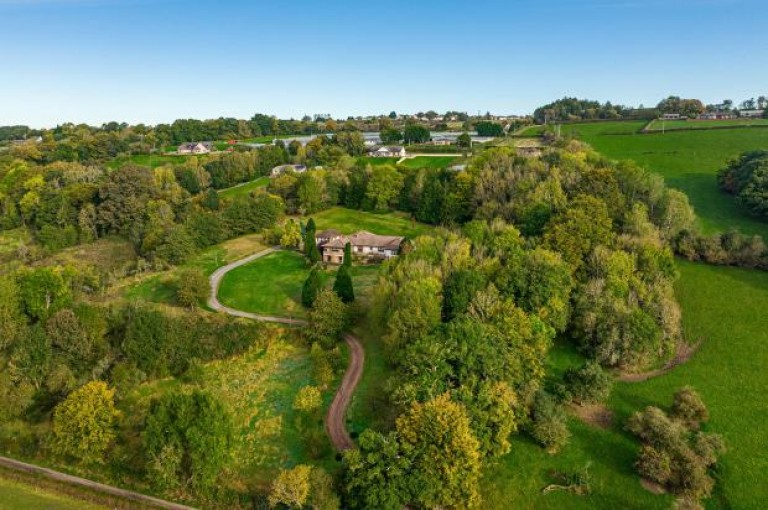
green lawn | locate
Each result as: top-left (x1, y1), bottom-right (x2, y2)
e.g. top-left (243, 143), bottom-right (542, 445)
top-left (217, 250), bottom-right (382, 319)
top-left (572, 123), bottom-right (768, 238)
top-left (645, 118), bottom-right (768, 132)
top-left (217, 250), bottom-right (312, 318)
top-left (106, 153), bottom-right (192, 169)
top-left (398, 156), bottom-right (459, 170)
top-left (0, 476), bottom-right (105, 510)
top-left (358, 157), bottom-right (400, 167)
top-left (309, 207), bottom-right (430, 239)
top-left (218, 176), bottom-right (270, 200)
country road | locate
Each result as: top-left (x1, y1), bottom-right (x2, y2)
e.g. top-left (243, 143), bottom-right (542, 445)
top-left (208, 248), bottom-right (364, 451)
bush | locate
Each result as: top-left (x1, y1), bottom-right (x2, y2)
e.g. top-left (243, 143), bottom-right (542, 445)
top-left (671, 386), bottom-right (709, 429)
top-left (529, 391), bottom-right (570, 453)
top-left (563, 361), bottom-right (613, 404)
top-left (176, 267), bottom-right (209, 308)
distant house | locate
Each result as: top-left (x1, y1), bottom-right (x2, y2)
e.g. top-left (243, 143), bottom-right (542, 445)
top-left (698, 112), bottom-right (736, 120)
top-left (367, 146), bottom-right (407, 158)
top-left (316, 230), bottom-right (405, 264)
top-left (271, 164), bottom-right (307, 177)
top-left (177, 142), bottom-right (213, 154)
top-left (660, 113), bottom-right (683, 120)
top-left (739, 109), bottom-right (765, 119)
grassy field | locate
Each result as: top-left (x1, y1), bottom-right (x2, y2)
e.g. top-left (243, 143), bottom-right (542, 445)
top-left (218, 176), bottom-right (270, 200)
top-left (645, 118), bottom-right (768, 132)
top-left (106, 153), bottom-right (193, 169)
top-left (571, 123), bottom-right (768, 238)
top-left (309, 207), bottom-right (430, 239)
top-left (217, 250), bottom-right (381, 319)
top-left (0, 476), bottom-right (106, 510)
top-left (122, 233), bottom-right (266, 306)
top-left (398, 156), bottom-right (459, 170)
top-left (357, 157), bottom-right (400, 167)
top-left (482, 260), bottom-right (768, 509)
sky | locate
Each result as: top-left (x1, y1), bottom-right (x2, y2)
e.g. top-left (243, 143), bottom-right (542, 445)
top-left (0, 0), bottom-right (765, 127)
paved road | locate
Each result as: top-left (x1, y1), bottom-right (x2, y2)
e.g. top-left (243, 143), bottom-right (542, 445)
top-left (0, 456), bottom-right (195, 510)
top-left (208, 248), bottom-right (363, 451)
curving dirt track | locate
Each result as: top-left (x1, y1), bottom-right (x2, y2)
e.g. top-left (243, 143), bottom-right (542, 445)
top-left (209, 248), bottom-right (363, 451)
top-left (325, 334), bottom-right (365, 451)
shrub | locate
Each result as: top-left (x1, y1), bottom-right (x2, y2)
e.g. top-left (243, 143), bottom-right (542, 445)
top-left (529, 391), bottom-right (570, 453)
top-left (176, 267), bottom-right (209, 308)
top-left (563, 361), bottom-right (613, 404)
top-left (671, 386), bottom-right (709, 429)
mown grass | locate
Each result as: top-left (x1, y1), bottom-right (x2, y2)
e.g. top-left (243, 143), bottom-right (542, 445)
top-left (309, 207), bottom-right (430, 239)
top-left (0, 475), bottom-right (106, 510)
top-left (217, 176), bottom-right (270, 200)
top-left (573, 123), bottom-right (768, 238)
top-left (105, 153), bottom-right (193, 169)
top-left (646, 118), bottom-right (768, 132)
top-left (357, 157), bottom-right (400, 167)
top-left (399, 156), bottom-right (459, 170)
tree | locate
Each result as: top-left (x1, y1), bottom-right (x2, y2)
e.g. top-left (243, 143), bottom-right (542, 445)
top-left (51, 381), bottom-right (120, 464)
top-left (281, 219), bottom-right (302, 249)
top-left (456, 132), bottom-right (472, 151)
top-left (143, 389), bottom-right (233, 491)
top-left (301, 264), bottom-right (323, 307)
top-left (17, 266), bottom-right (72, 320)
top-left (176, 267), bottom-right (208, 308)
top-left (403, 124), bottom-right (430, 144)
top-left (306, 289), bottom-right (346, 349)
top-left (333, 263), bottom-right (355, 304)
top-left (474, 121), bottom-right (504, 137)
top-left (343, 241), bottom-right (352, 268)
top-left (269, 465), bottom-right (312, 508)
top-left (563, 361), bottom-right (613, 404)
top-left (395, 394), bottom-right (482, 509)
top-left (293, 385), bottom-right (322, 415)
top-left (543, 195), bottom-right (614, 269)
top-left (202, 188), bottom-right (220, 210)
top-left (304, 218), bottom-right (322, 263)
top-left (366, 165), bottom-right (404, 212)
top-left (380, 127), bottom-right (403, 145)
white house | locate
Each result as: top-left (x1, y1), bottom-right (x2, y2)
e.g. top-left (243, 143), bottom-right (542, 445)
top-left (367, 146), bottom-right (406, 158)
top-left (660, 113), bottom-right (682, 120)
top-left (271, 164), bottom-right (308, 177)
top-left (177, 142), bottom-right (213, 154)
top-left (739, 109), bottom-right (765, 119)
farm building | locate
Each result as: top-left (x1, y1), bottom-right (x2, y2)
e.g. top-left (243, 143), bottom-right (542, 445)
top-left (367, 146), bottom-right (407, 158)
top-left (660, 113), bottom-right (683, 120)
top-left (316, 230), bottom-right (404, 264)
top-left (271, 164), bottom-right (308, 177)
top-left (698, 112), bottom-right (736, 120)
top-left (177, 142), bottom-right (213, 154)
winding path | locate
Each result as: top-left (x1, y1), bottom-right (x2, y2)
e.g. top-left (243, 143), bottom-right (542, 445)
top-left (208, 248), bottom-right (363, 451)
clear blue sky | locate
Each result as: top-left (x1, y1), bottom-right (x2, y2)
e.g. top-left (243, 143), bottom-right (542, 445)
top-left (1, 0), bottom-right (765, 127)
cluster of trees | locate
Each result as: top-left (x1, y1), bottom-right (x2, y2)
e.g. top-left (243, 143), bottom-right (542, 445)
top-left (0, 154), bottom-right (284, 263)
top-left (533, 98), bottom-right (633, 123)
top-left (474, 121), bottom-right (504, 137)
top-left (626, 387), bottom-right (725, 505)
top-left (706, 97), bottom-right (768, 113)
top-left (342, 142), bottom-right (698, 507)
top-left (656, 96), bottom-right (706, 117)
top-left (718, 150), bottom-right (768, 219)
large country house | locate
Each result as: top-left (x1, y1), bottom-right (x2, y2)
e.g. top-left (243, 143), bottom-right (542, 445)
top-left (316, 229), bottom-right (404, 264)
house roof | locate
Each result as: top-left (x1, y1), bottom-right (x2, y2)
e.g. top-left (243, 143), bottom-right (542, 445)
top-left (316, 229), bottom-right (341, 239)
top-left (349, 231), bottom-right (404, 249)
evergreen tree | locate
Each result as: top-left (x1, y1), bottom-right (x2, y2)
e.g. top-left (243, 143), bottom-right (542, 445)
top-left (304, 217), bottom-right (322, 263)
top-left (302, 265), bottom-right (323, 307)
top-left (333, 264), bottom-right (355, 303)
top-left (343, 241), bottom-right (352, 267)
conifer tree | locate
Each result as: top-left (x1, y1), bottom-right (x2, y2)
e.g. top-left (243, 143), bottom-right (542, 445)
top-left (302, 265), bottom-right (322, 307)
top-left (333, 264), bottom-right (355, 303)
top-left (343, 241), bottom-right (353, 267)
top-left (304, 218), bottom-right (321, 263)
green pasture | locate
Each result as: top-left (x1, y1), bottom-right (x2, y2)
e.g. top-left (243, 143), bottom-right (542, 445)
top-left (646, 118), bottom-right (768, 132)
top-left (0, 475), bottom-right (105, 510)
top-left (309, 207), bottom-right (430, 239)
top-left (218, 176), bottom-right (270, 200)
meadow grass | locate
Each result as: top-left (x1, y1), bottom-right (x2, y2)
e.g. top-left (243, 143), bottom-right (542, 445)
top-left (573, 123), bottom-right (768, 237)
top-left (217, 176), bottom-right (270, 200)
top-left (122, 333), bottom-right (340, 489)
top-left (105, 153), bottom-right (192, 169)
top-left (0, 475), bottom-right (106, 510)
top-left (308, 206), bottom-right (430, 239)
top-left (357, 157), bottom-right (400, 167)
